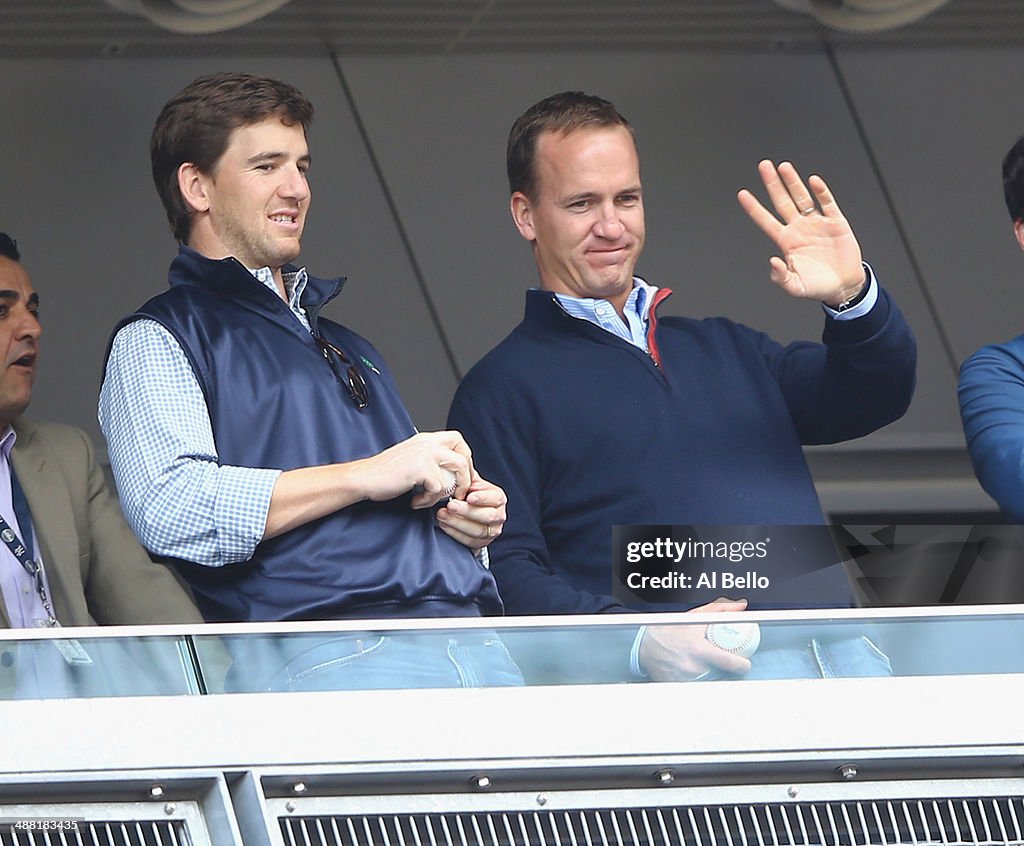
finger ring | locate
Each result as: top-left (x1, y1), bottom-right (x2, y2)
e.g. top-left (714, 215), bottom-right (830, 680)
top-left (484, 524), bottom-right (492, 538)
top-left (799, 207), bottom-right (815, 216)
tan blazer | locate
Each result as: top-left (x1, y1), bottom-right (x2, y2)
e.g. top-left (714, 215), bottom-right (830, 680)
top-left (1, 417), bottom-right (203, 627)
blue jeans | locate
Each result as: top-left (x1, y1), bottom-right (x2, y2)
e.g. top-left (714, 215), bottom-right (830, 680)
top-left (229, 630), bottom-right (524, 693)
top-left (706, 634), bottom-right (893, 681)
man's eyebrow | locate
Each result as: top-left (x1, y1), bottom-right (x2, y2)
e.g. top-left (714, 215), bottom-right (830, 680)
top-left (563, 191), bottom-right (597, 203)
top-left (246, 151), bottom-right (286, 164)
top-left (246, 151), bottom-right (312, 166)
top-left (563, 183), bottom-right (642, 201)
top-left (0, 291), bottom-right (39, 306)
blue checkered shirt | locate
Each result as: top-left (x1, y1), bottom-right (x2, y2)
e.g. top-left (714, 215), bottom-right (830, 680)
top-left (98, 267), bottom-right (310, 567)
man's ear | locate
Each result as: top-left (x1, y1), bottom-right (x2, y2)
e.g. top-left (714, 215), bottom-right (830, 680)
top-left (510, 191), bottom-right (536, 242)
top-left (177, 162), bottom-right (211, 214)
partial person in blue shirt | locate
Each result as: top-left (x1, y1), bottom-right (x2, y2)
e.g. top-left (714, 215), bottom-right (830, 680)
top-left (98, 73), bottom-right (521, 692)
top-left (448, 92), bottom-right (916, 683)
top-left (959, 135), bottom-right (1024, 523)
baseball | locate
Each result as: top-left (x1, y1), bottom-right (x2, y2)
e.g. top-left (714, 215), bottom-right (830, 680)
top-left (706, 621), bottom-right (761, 659)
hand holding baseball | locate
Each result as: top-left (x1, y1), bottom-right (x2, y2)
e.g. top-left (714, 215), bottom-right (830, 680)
top-left (353, 430), bottom-right (475, 509)
top-left (638, 597), bottom-right (752, 682)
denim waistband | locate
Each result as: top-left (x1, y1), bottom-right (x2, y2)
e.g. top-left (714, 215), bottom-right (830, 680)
top-left (758, 623), bottom-right (880, 650)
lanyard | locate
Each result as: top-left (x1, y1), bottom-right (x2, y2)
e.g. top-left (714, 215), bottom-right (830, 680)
top-left (10, 464), bottom-right (34, 561)
top-left (1, 466), bottom-right (56, 627)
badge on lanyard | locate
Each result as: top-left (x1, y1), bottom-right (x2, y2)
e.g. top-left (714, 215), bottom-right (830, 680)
top-left (33, 624), bottom-right (94, 665)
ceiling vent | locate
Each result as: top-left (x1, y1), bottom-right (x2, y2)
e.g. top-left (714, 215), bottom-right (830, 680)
top-left (103, 0), bottom-right (292, 34)
top-left (772, 0), bottom-right (953, 32)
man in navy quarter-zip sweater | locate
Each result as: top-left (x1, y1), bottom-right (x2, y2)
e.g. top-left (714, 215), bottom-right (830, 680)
top-left (100, 73), bottom-right (522, 692)
top-left (448, 91), bottom-right (916, 683)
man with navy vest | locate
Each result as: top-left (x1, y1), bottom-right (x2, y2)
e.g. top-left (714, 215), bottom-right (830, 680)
top-left (99, 73), bottom-right (521, 691)
top-left (448, 92), bottom-right (916, 683)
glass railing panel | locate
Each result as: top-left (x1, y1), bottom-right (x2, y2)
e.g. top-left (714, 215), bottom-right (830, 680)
top-left (189, 606), bottom-right (1024, 694)
top-left (0, 630), bottom-right (200, 700)
top-left (2, 605), bottom-right (1023, 699)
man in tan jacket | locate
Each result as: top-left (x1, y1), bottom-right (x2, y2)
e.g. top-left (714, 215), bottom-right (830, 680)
top-left (0, 232), bottom-right (202, 696)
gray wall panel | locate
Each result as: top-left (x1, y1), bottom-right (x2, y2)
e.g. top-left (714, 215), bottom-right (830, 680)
top-left (0, 60), bottom-right (177, 444)
top-left (836, 48), bottom-right (1024, 366)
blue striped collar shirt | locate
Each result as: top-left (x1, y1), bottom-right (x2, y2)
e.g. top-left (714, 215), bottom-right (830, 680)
top-left (552, 277), bottom-right (657, 351)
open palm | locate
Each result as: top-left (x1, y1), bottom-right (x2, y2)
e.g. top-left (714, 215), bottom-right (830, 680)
top-left (737, 160), bottom-right (866, 306)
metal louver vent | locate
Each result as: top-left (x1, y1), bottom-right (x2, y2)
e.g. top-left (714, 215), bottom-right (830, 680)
top-left (280, 799), bottom-right (1024, 846)
top-left (0, 819), bottom-right (191, 846)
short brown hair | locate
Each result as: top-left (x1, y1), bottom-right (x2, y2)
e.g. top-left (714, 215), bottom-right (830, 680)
top-left (506, 91), bottom-right (634, 201)
top-left (151, 72), bottom-right (314, 243)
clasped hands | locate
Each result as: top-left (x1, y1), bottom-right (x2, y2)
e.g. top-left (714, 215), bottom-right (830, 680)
top-left (360, 430), bottom-right (506, 550)
top-left (737, 160), bottom-right (867, 308)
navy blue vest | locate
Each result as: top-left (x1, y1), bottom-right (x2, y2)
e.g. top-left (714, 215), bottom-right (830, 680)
top-left (111, 247), bottom-right (502, 622)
